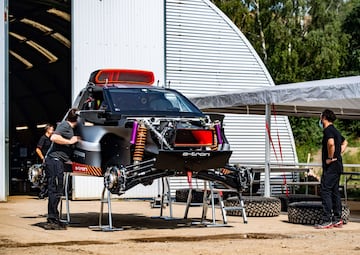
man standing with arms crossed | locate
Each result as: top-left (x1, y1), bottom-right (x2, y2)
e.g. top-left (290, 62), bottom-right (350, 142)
top-left (316, 109), bottom-right (347, 229)
top-left (44, 108), bottom-right (80, 230)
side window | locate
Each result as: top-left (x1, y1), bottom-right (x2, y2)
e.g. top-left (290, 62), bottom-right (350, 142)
top-left (82, 91), bottom-right (104, 110)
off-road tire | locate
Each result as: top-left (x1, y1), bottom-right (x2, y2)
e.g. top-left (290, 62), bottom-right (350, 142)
top-left (288, 201), bottom-right (350, 225)
top-left (175, 189), bottom-right (238, 204)
top-left (277, 194), bottom-right (322, 212)
top-left (175, 189), bottom-right (204, 203)
top-left (225, 196), bottom-right (281, 217)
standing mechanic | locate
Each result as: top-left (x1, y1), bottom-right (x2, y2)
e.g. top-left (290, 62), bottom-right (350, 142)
top-left (35, 123), bottom-right (54, 199)
top-left (43, 108), bottom-right (80, 230)
top-left (316, 109), bottom-right (347, 229)
top-left (36, 123), bottom-right (54, 163)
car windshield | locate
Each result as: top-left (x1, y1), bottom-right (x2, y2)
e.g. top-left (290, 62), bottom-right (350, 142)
top-left (104, 87), bottom-right (203, 115)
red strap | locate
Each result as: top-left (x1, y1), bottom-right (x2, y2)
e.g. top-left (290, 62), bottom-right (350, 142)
top-left (272, 104), bottom-right (288, 196)
top-left (187, 171), bottom-right (193, 189)
top-left (266, 121), bottom-right (279, 162)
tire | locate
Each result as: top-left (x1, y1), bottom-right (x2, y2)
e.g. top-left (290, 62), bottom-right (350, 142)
top-left (175, 189), bottom-right (204, 203)
top-left (175, 189), bottom-right (238, 204)
top-left (288, 201), bottom-right (350, 225)
top-left (225, 196), bottom-right (281, 217)
top-left (277, 194), bottom-right (322, 212)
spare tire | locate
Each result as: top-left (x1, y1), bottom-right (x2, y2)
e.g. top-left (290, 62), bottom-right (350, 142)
top-left (288, 201), bottom-right (350, 225)
top-left (175, 188), bottom-right (238, 204)
top-left (277, 194), bottom-right (322, 212)
top-left (225, 196), bottom-right (281, 217)
top-left (175, 189), bottom-right (204, 203)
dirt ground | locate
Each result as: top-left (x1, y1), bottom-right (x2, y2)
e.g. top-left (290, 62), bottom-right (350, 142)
top-left (0, 196), bottom-right (359, 255)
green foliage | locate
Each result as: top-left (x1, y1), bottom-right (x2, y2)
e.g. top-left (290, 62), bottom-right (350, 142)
top-left (288, 117), bottom-right (322, 161)
top-left (212, 0), bottom-right (360, 160)
top-left (337, 120), bottom-right (360, 141)
top-left (342, 3), bottom-right (360, 75)
top-left (343, 149), bottom-right (360, 169)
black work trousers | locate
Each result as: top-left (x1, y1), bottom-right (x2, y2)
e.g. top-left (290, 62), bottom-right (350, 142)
top-left (320, 160), bottom-right (342, 223)
top-left (44, 157), bottom-right (65, 222)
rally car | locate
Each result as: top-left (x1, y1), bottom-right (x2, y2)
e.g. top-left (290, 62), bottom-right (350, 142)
top-left (30, 69), bottom-right (251, 195)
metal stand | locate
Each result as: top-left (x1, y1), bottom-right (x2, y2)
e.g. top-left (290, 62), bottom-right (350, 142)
top-left (89, 186), bottom-right (123, 231)
top-left (152, 177), bottom-right (179, 220)
top-left (185, 181), bottom-right (248, 226)
top-left (222, 191), bottom-right (248, 224)
top-left (59, 172), bottom-right (71, 223)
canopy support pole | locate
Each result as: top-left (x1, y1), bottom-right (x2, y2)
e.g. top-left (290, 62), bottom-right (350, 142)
top-left (264, 104), bottom-right (271, 197)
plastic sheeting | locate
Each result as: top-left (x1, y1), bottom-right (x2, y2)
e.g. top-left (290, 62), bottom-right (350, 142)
top-left (190, 76), bottom-right (360, 119)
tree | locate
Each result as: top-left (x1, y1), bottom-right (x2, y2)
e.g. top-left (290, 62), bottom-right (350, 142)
top-left (342, 3), bottom-right (360, 76)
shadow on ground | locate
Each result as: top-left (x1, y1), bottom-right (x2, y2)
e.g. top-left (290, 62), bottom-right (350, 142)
top-left (29, 212), bottom-right (214, 231)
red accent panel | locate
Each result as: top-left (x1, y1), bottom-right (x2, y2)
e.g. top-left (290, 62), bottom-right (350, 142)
top-left (94, 69), bottom-right (154, 85)
top-left (72, 162), bottom-right (102, 177)
top-left (174, 129), bottom-right (213, 147)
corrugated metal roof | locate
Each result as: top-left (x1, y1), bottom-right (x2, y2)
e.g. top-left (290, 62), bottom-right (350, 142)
top-left (166, 0), bottom-right (273, 95)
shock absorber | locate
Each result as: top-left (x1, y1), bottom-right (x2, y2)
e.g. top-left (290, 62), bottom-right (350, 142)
top-left (133, 122), bottom-right (147, 164)
top-left (211, 127), bottom-right (219, 151)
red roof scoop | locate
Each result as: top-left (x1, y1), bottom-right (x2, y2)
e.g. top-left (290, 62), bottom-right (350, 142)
top-left (89, 69), bottom-right (155, 86)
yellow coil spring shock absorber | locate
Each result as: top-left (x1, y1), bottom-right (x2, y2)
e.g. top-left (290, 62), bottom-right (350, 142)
top-left (133, 123), bottom-right (147, 163)
top-left (210, 127), bottom-right (219, 151)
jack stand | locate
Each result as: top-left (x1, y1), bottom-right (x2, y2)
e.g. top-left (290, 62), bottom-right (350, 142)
top-left (200, 182), bottom-right (230, 227)
top-left (59, 172), bottom-right (71, 224)
top-left (191, 181), bottom-right (230, 227)
top-left (89, 187), bottom-right (123, 231)
top-left (184, 182), bottom-right (207, 220)
top-left (150, 195), bottom-right (163, 208)
top-left (185, 181), bottom-right (245, 227)
top-left (152, 177), bottom-right (179, 220)
top-left (223, 191), bottom-right (248, 224)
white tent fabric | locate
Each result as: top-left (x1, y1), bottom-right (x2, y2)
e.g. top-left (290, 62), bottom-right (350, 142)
top-left (190, 75), bottom-right (360, 196)
top-left (190, 75), bottom-right (360, 119)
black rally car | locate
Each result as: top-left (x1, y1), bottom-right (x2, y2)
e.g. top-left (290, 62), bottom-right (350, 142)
top-left (65, 69), bottom-right (249, 194)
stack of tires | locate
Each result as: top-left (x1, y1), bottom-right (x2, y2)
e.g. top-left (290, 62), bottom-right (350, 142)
top-left (225, 196), bottom-right (281, 217)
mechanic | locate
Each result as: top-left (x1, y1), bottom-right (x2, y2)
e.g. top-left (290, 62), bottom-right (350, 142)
top-left (35, 123), bottom-right (54, 199)
top-left (315, 109), bottom-right (347, 229)
top-left (43, 108), bottom-right (80, 230)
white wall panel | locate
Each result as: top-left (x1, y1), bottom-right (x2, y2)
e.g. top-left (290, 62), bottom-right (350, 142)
top-left (71, 176), bottom-right (161, 200)
top-left (0, 0), bottom-right (8, 201)
top-left (72, 0), bottom-right (165, 100)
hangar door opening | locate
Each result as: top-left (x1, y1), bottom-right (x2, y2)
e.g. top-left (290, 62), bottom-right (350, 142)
top-left (8, 0), bottom-right (71, 195)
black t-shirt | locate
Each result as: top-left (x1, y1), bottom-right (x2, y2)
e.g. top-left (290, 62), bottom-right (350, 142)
top-left (322, 124), bottom-right (345, 165)
top-left (37, 135), bottom-right (52, 156)
top-left (47, 121), bottom-right (75, 162)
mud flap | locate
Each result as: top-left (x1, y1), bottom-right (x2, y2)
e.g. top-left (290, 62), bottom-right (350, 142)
top-left (154, 150), bottom-right (232, 171)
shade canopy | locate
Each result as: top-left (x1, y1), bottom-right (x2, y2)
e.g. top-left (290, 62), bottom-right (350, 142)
top-left (190, 76), bottom-right (360, 119)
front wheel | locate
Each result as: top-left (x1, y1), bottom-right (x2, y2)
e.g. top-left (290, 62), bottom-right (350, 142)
top-left (104, 165), bottom-right (125, 194)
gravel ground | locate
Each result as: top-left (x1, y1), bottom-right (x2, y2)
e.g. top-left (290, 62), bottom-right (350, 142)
top-left (0, 195), bottom-right (359, 255)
